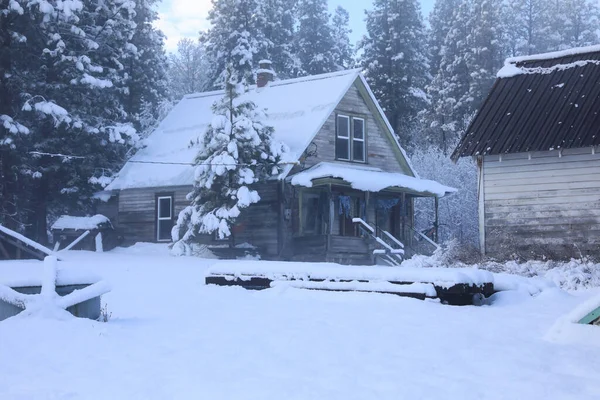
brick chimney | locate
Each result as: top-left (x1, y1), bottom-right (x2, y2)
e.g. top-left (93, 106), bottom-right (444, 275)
top-left (256, 60), bottom-right (275, 88)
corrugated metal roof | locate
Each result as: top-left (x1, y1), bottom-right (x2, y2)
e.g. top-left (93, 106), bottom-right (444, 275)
top-left (451, 47), bottom-right (600, 161)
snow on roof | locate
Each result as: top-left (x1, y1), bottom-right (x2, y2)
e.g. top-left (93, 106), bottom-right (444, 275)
top-left (498, 45), bottom-right (600, 78)
top-left (290, 162), bottom-right (456, 197)
top-left (51, 215), bottom-right (111, 231)
top-left (107, 69), bottom-right (365, 191)
top-left (505, 44), bottom-right (600, 64)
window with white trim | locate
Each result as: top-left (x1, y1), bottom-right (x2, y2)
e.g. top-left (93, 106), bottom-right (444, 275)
top-left (156, 195), bottom-right (173, 241)
top-left (336, 114), bottom-right (366, 162)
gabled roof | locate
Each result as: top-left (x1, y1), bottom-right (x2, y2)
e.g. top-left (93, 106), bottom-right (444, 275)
top-left (107, 69), bottom-right (416, 191)
top-left (452, 45), bottom-right (600, 161)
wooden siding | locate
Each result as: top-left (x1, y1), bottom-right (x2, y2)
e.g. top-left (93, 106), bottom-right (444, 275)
top-left (482, 147), bottom-right (600, 259)
top-left (292, 83), bottom-right (411, 175)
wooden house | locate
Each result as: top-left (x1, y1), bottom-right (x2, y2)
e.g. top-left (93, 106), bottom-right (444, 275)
top-left (452, 45), bottom-right (600, 260)
top-left (101, 69), bottom-right (454, 265)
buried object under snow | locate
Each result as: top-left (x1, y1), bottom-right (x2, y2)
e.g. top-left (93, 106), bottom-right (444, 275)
top-left (205, 261), bottom-right (494, 305)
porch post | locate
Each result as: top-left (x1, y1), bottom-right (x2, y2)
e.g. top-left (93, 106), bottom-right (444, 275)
top-left (327, 184), bottom-right (333, 252)
top-left (434, 196), bottom-right (439, 243)
top-left (401, 192), bottom-right (406, 242)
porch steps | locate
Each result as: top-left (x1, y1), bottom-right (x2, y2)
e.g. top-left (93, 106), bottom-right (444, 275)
top-left (352, 218), bottom-right (404, 266)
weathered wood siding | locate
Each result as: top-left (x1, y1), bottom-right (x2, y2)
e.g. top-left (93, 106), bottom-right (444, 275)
top-left (291, 82), bottom-right (412, 175)
top-left (482, 147), bottom-right (600, 259)
top-left (116, 186), bottom-right (191, 243)
top-left (114, 183), bottom-right (281, 255)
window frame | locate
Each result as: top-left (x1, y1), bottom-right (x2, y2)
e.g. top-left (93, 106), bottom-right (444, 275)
top-left (335, 113), bottom-right (367, 163)
top-left (335, 114), bottom-right (351, 161)
top-left (300, 191), bottom-right (322, 236)
top-left (156, 194), bottom-right (174, 242)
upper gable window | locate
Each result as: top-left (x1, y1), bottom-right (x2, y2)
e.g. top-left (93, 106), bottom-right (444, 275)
top-left (336, 114), bottom-right (366, 162)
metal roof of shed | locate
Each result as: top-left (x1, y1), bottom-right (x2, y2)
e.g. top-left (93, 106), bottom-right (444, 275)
top-left (452, 46), bottom-right (600, 161)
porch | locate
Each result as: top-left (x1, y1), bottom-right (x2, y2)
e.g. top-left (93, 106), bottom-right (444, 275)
top-left (288, 163), bottom-right (456, 265)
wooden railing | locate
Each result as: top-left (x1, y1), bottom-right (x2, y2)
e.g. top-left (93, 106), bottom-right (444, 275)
top-left (352, 218), bottom-right (404, 266)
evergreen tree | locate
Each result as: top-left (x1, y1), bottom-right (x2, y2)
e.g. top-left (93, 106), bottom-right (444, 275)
top-left (121, 0), bottom-right (169, 131)
top-left (201, 0), bottom-right (267, 88)
top-left (428, 0), bottom-right (460, 76)
top-left (360, 0), bottom-right (429, 143)
top-left (503, 0), bottom-right (553, 56)
top-left (0, 0), bottom-right (141, 241)
top-left (168, 38), bottom-right (211, 99)
top-left (172, 66), bottom-right (288, 253)
top-left (260, 0), bottom-right (298, 78)
top-left (331, 6), bottom-right (354, 70)
top-left (296, 0), bottom-right (337, 75)
top-left (560, 0), bottom-right (599, 49)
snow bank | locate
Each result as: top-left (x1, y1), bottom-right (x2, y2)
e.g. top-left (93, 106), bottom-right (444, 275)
top-left (290, 162), bottom-right (456, 197)
top-left (545, 291), bottom-right (600, 346)
top-left (207, 260), bottom-right (493, 288)
top-left (51, 214), bottom-right (111, 230)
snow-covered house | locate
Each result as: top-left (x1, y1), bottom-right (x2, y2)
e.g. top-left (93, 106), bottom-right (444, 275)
top-left (102, 69), bottom-right (453, 264)
top-left (452, 45), bottom-right (600, 260)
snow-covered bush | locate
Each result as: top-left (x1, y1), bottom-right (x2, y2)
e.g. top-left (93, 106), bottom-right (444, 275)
top-left (171, 67), bottom-right (288, 251)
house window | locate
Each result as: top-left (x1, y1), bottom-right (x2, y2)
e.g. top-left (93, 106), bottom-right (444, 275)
top-left (335, 115), bottom-right (350, 160)
top-left (156, 195), bottom-right (173, 242)
top-left (336, 114), bottom-right (366, 162)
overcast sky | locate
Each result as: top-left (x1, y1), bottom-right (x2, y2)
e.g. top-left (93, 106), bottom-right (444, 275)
top-left (156, 0), bottom-right (437, 52)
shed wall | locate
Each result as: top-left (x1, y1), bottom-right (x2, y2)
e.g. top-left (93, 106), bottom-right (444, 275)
top-left (482, 147), bottom-right (600, 259)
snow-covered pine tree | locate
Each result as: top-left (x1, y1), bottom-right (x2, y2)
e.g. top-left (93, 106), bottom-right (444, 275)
top-left (359, 0), bottom-right (429, 144)
top-left (503, 0), bottom-right (554, 56)
top-left (330, 6), bottom-right (354, 70)
top-left (427, 0), bottom-right (460, 77)
top-left (201, 0), bottom-right (267, 88)
top-left (0, 0), bottom-right (140, 241)
top-left (461, 0), bottom-right (505, 110)
top-left (259, 0), bottom-right (298, 78)
top-left (168, 38), bottom-right (211, 99)
top-left (121, 0), bottom-right (169, 132)
top-left (296, 0), bottom-right (337, 75)
top-left (559, 0), bottom-right (600, 49)
top-left (172, 66), bottom-right (288, 253)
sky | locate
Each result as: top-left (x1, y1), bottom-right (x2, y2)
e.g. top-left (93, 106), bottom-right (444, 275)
top-left (156, 0), bottom-right (437, 52)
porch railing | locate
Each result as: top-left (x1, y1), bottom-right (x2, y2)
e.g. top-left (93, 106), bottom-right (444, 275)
top-left (352, 218), bottom-right (404, 266)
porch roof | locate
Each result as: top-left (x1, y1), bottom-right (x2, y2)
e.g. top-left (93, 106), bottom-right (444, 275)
top-left (289, 162), bottom-right (456, 197)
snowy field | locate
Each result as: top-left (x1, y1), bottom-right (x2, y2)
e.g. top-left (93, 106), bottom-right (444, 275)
top-left (1, 244), bottom-right (600, 400)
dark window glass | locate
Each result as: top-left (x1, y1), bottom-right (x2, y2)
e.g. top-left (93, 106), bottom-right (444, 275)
top-left (353, 141), bottom-right (365, 162)
top-left (336, 115), bottom-right (350, 160)
top-left (157, 219), bottom-right (173, 241)
top-left (353, 118), bottom-right (364, 139)
top-left (158, 197), bottom-right (172, 219)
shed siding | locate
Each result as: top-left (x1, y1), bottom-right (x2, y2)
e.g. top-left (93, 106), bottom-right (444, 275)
top-left (482, 147), bottom-right (600, 259)
top-left (294, 83), bottom-right (409, 175)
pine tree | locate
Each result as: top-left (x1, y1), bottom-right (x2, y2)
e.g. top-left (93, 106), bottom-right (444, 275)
top-left (503, 0), bottom-right (553, 56)
top-left (360, 0), bottom-right (429, 143)
top-left (0, 1), bottom-right (141, 240)
top-left (172, 66), bottom-right (288, 253)
top-left (428, 0), bottom-right (460, 76)
top-left (121, 0), bottom-right (169, 131)
top-left (296, 0), bottom-right (337, 75)
top-left (168, 38), bottom-right (211, 99)
top-left (331, 6), bottom-right (354, 70)
top-left (560, 0), bottom-right (599, 49)
top-left (260, 0), bottom-right (298, 78)
top-left (201, 0), bottom-right (267, 88)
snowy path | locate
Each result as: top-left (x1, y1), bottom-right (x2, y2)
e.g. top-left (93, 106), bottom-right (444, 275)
top-left (0, 245), bottom-right (599, 399)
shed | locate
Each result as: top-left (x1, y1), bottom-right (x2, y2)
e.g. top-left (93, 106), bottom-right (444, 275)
top-left (51, 215), bottom-right (116, 252)
top-left (452, 45), bottom-right (600, 260)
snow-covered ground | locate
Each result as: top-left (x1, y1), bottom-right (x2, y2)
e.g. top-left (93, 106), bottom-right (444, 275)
top-left (1, 244), bottom-right (599, 399)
